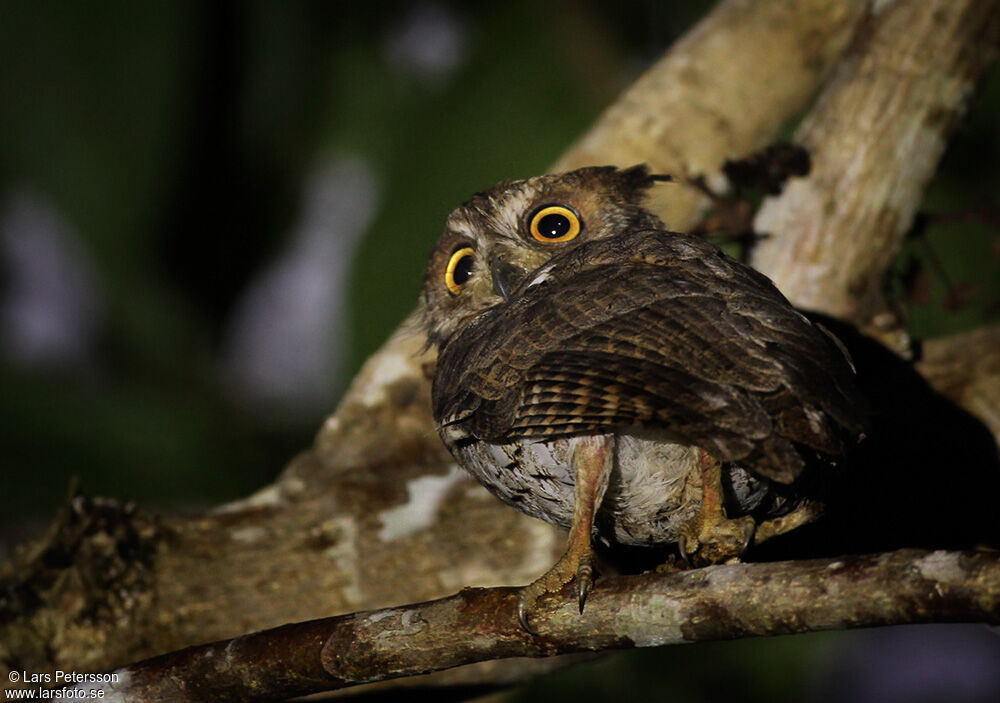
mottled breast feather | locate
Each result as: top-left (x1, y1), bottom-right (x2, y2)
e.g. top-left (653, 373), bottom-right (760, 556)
top-left (432, 230), bottom-right (869, 484)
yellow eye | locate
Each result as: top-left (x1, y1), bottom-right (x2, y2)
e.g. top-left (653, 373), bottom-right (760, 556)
top-left (529, 205), bottom-right (581, 243)
top-left (445, 247), bottom-right (475, 295)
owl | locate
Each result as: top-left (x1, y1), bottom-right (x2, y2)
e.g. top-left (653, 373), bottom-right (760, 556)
top-left (420, 165), bottom-right (868, 631)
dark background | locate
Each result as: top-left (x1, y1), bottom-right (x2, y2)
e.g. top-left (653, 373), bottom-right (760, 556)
top-left (1, 2), bottom-right (999, 702)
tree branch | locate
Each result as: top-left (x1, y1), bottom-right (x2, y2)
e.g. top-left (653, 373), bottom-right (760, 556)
top-left (554, 0), bottom-right (866, 231)
top-left (917, 323), bottom-right (1000, 444)
top-left (67, 550), bottom-right (1000, 703)
top-left (751, 0), bottom-right (1000, 334)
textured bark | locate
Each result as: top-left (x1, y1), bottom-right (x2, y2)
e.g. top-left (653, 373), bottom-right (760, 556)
top-left (65, 550), bottom-right (1000, 703)
top-left (751, 0), bottom-right (1000, 333)
top-left (554, 0), bottom-right (867, 232)
top-left (3, 0), bottom-right (1000, 698)
top-left (917, 323), bottom-right (1000, 444)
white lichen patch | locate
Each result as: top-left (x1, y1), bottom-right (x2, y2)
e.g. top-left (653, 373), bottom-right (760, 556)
top-left (703, 563), bottom-right (744, 590)
top-left (615, 594), bottom-right (685, 647)
top-left (377, 465), bottom-right (468, 541)
top-left (358, 350), bottom-right (417, 407)
top-left (916, 550), bottom-right (965, 584)
top-left (367, 608), bottom-right (397, 624)
top-left (213, 483), bottom-right (287, 514)
top-left (369, 609), bottom-right (428, 646)
top-left (753, 180), bottom-right (836, 309)
top-left (323, 515), bottom-right (362, 604)
top-left (230, 526), bottom-right (267, 544)
top-left (399, 609), bottom-right (427, 634)
top-left (704, 170), bottom-right (730, 196)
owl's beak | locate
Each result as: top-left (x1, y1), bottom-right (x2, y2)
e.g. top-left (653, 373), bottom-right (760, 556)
top-left (490, 258), bottom-right (524, 302)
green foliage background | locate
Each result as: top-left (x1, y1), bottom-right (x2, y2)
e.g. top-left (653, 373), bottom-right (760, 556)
top-left (1, 2), bottom-right (998, 701)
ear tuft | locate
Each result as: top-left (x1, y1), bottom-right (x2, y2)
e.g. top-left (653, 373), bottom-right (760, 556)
top-left (614, 164), bottom-right (672, 199)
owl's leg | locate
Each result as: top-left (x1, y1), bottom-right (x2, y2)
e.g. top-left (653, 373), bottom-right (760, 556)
top-left (517, 434), bottom-right (613, 633)
top-left (678, 451), bottom-right (756, 566)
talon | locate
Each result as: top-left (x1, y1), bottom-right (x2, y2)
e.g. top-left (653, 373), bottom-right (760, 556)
top-left (516, 551), bottom-right (597, 632)
top-left (677, 537), bottom-right (691, 566)
top-left (516, 595), bottom-right (538, 635)
top-left (576, 564), bottom-right (593, 613)
top-left (740, 519), bottom-right (756, 556)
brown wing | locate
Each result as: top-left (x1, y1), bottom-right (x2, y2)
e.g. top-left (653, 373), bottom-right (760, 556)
top-left (432, 230), bottom-right (869, 483)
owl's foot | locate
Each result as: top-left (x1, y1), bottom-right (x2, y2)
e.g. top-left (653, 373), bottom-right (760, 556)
top-left (517, 434), bottom-right (613, 634)
top-left (679, 452), bottom-right (756, 566)
top-left (517, 545), bottom-right (595, 633)
top-left (678, 512), bottom-right (756, 566)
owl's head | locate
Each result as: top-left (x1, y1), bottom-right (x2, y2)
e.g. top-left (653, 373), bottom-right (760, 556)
top-left (421, 164), bottom-right (668, 346)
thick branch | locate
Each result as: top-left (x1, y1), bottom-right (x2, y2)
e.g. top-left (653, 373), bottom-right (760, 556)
top-left (67, 550), bottom-right (1000, 703)
top-left (554, 0), bottom-right (866, 231)
top-left (917, 323), bottom-right (1000, 444)
top-left (751, 0), bottom-right (1000, 328)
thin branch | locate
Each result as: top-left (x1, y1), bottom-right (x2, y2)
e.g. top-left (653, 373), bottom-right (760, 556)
top-left (66, 550), bottom-right (1000, 703)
